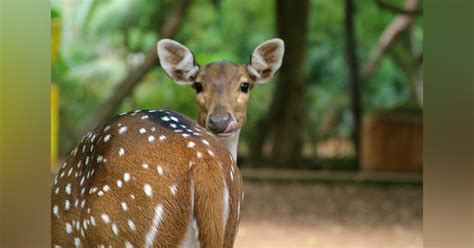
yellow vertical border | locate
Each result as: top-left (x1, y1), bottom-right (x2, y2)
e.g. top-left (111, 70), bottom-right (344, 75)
top-left (51, 18), bottom-right (60, 170)
top-left (51, 84), bottom-right (58, 170)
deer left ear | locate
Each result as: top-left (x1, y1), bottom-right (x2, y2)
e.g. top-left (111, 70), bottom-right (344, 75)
top-left (157, 39), bottom-right (199, 85)
top-left (247, 38), bottom-right (285, 84)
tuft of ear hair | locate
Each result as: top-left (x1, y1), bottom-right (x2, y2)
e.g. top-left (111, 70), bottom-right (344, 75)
top-left (157, 39), bottom-right (199, 85)
top-left (247, 38), bottom-right (285, 83)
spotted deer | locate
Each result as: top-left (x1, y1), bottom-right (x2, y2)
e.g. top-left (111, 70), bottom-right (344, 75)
top-left (51, 38), bottom-right (285, 247)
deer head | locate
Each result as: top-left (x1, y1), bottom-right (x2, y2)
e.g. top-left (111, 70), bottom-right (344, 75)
top-left (157, 38), bottom-right (285, 159)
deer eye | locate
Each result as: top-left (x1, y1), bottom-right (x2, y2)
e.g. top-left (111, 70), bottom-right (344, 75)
top-left (193, 82), bottom-right (203, 93)
top-left (240, 82), bottom-right (250, 93)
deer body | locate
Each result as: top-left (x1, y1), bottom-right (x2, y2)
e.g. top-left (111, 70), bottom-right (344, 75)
top-left (52, 110), bottom-right (242, 247)
top-left (52, 39), bottom-right (284, 247)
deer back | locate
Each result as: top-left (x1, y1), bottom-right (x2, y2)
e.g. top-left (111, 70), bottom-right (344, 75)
top-left (51, 110), bottom-right (243, 248)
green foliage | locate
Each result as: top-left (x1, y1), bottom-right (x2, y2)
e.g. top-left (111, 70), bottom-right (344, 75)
top-left (52, 0), bottom-right (423, 156)
top-left (51, 8), bottom-right (60, 19)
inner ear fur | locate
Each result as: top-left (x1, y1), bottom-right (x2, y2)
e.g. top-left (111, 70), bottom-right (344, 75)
top-left (157, 39), bottom-right (199, 85)
top-left (247, 38), bottom-right (285, 83)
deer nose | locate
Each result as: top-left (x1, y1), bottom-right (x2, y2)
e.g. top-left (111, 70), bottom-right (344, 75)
top-left (208, 112), bottom-right (232, 133)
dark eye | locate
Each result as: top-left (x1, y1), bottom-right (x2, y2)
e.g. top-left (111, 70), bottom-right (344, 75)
top-left (240, 82), bottom-right (250, 93)
top-left (193, 82), bottom-right (203, 93)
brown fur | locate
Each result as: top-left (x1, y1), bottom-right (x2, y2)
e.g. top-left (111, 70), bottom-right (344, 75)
top-left (194, 62), bottom-right (254, 131)
top-left (51, 110), bottom-right (243, 247)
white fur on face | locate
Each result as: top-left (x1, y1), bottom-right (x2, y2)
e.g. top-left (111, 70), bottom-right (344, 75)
top-left (157, 39), bottom-right (199, 85)
top-left (247, 38), bottom-right (285, 83)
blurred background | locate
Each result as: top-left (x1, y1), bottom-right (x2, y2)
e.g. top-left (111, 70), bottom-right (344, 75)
top-left (51, 0), bottom-right (423, 247)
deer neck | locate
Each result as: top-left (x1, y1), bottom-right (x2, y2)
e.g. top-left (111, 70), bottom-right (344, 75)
top-left (216, 129), bottom-right (240, 161)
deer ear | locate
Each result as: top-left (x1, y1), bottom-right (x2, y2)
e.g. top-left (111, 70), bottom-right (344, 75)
top-left (247, 38), bottom-right (285, 84)
top-left (157, 39), bottom-right (199, 85)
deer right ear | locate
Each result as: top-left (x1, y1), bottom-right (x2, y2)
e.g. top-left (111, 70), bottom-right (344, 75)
top-left (157, 39), bottom-right (199, 85)
top-left (247, 38), bottom-right (285, 84)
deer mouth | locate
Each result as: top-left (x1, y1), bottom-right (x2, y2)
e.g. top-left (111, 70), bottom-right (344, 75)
top-left (216, 120), bottom-right (239, 137)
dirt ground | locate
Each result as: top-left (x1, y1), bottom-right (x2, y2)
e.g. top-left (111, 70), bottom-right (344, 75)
top-left (234, 181), bottom-right (422, 248)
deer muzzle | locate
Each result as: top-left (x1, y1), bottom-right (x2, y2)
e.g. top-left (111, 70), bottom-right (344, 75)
top-left (207, 112), bottom-right (238, 136)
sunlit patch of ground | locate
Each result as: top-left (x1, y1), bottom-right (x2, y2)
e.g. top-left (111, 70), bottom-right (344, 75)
top-left (235, 181), bottom-right (422, 248)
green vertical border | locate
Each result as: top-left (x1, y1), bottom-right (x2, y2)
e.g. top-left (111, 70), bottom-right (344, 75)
top-left (424, 0), bottom-right (474, 247)
top-left (0, 0), bottom-right (51, 246)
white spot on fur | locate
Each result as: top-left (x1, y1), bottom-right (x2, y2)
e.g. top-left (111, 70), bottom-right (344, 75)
top-left (223, 182), bottom-right (230, 231)
top-left (144, 184), bottom-right (153, 197)
top-left (119, 126), bottom-right (128, 134)
top-left (74, 238), bottom-right (81, 247)
top-left (170, 184), bottom-right (178, 195)
top-left (139, 128), bottom-right (146, 134)
top-left (128, 219), bottom-right (136, 231)
top-left (65, 184), bottom-right (72, 195)
top-left (119, 147), bottom-right (125, 156)
top-left (157, 166), bottom-right (164, 176)
top-left (101, 214), bottom-right (110, 223)
top-left (66, 223), bottom-right (73, 234)
top-left (237, 200), bottom-right (241, 221)
top-left (148, 135), bottom-right (155, 142)
top-left (125, 241), bottom-right (134, 248)
top-left (121, 202), bottom-right (128, 211)
top-left (103, 134), bottom-right (111, 142)
top-left (124, 172), bottom-right (131, 182)
top-left (159, 135), bottom-right (166, 141)
top-left (207, 149), bottom-right (215, 157)
top-left (145, 204), bottom-right (164, 248)
top-left (187, 141), bottom-right (195, 148)
top-left (53, 205), bottom-right (59, 217)
top-left (179, 181), bottom-right (199, 248)
top-left (82, 219), bottom-right (88, 230)
top-left (112, 223), bottom-right (119, 236)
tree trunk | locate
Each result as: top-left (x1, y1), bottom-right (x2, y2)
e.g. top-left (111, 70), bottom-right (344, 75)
top-left (250, 0), bottom-right (309, 167)
top-left (344, 0), bottom-right (362, 168)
